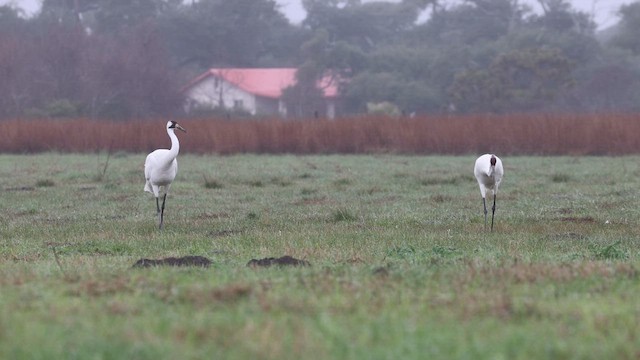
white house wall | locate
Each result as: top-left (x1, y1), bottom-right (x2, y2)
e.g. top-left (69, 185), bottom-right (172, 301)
top-left (185, 77), bottom-right (258, 115)
top-left (184, 74), bottom-right (337, 118)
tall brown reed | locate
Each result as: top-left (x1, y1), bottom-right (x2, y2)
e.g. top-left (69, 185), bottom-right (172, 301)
top-left (2, 114), bottom-right (639, 155)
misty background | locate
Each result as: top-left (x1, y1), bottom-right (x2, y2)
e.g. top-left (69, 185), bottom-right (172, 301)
top-left (0, 0), bottom-right (639, 119)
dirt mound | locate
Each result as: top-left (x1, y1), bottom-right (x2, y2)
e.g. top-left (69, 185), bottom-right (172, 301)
top-left (372, 266), bottom-right (390, 277)
top-left (247, 256), bottom-right (310, 268)
top-left (132, 255), bottom-right (212, 268)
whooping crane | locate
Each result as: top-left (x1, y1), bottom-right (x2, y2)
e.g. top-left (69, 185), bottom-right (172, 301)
top-left (474, 154), bottom-right (503, 231)
top-left (144, 120), bottom-right (186, 229)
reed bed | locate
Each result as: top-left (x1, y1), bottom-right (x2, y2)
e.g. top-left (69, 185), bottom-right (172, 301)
top-left (2, 113), bottom-right (639, 155)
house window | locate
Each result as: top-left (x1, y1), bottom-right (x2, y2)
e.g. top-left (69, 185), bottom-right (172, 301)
top-left (233, 99), bottom-right (243, 109)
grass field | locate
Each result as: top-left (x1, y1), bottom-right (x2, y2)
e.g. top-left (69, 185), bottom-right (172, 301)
top-left (1, 153), bottom-right (639, 359)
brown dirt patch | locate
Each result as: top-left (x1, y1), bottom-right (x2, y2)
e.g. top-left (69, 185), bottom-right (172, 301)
top-left (247, 256), bottom-right (310, 268)
top-left (372, 267), bottom-right (390, 277)
top-left (196, 212), bottom-right (230, 220)
top-left (560, 216), bottom-right (596, 223)
top-left (5, 186), bottom-right (35, 191)
top-left (132, 255), bottom-right (212, 268)
top-left (293, 197), bottom-right (331, 206)
top-left (208, 229), bottom-right (242, 238)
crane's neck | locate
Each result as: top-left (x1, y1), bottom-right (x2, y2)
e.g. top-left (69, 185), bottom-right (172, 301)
top-left (487, 165), bottom-right (495, 178)
top-left (167, 128), bottom-right (180, 159)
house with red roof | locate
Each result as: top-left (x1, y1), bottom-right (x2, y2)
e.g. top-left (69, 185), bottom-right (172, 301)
top-left (182, 68), bottom-right (339, 119)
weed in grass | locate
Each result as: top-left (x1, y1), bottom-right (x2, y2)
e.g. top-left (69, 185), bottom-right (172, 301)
top-left (333, 178), bottom-right (352, 187)
top-left (203, 175), bottom-right (224, 189)
top-left (246, 179), bottom-right (264, 187)
top-left (360, 186), bottom-right (382, 195)
top-left (551, 173), bottom-right (572, 183)
top-left (270, 177), bottom-right (292, 187)
top-left (35, 179), bottom-right (55, 187)
top-left (300, 187), bottom-right (317, 196)
top-left (103, 182), bottom-right (119, 190)
top-left (591, 241), bottom-right (628, 260)
top-left (94, 151), bottom-right (112, 182)
top-left (386, 245), bottom-right (417, 260)
top-left (49, 244), bottom-right (69, 279)
top-left (431, 194), bottom-right (452, 203)
top-left (432, 245), bottom-right (459, 258)
top-left (16, 207), bottom-right (38, 216)
top-left (331, 208), bottom-right (357, 222)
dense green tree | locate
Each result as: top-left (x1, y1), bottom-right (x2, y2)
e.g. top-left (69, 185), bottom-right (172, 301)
top-left (0, 0), bottom-right (635, 118)
top-left (90, 0), bottom-right (180, 34)
top-left (417, 0), bottom-right (525, 46)
top-left (344, 70), bottom-right (441, 113)
top-left (575, 1), bottom-right (640, 114)
top-left (303, 0), bottom-right (431, 49)
top-left (79, 22), bottom-right (183, 119)
top-left (573, 59), bottom-right (640, 112)
top-left (281, 30), bottom-right (331, 118)
top-left (449, 48), bottom-right (574, 113)
top-left (39, 0), bottom-right (181, 33)
top-left (0, 5), bottom-right (28, 33)
top-left (161, 0), bottom-right (300, 69)
top-left (530, 0), bottom-right (595, 33)
top-left (609, 2), bottom-right (640, 55)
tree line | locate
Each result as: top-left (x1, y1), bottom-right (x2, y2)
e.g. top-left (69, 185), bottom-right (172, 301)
top-left (0, 0), bottom-right (639, 120)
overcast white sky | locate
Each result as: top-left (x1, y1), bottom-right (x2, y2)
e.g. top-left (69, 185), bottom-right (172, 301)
top-left (1, 0), bottom-right (634, 29)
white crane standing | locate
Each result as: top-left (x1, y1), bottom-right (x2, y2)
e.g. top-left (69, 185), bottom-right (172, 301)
top-left (144, 120), bottom-right (186, 229)
top-left (474, 154), bottom-right (503, 231)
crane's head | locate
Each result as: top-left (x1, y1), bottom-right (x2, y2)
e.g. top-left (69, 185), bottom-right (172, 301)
top-left (490, 155), bottom-right (497, 167)
top-left (167, 120), bottom-right (186, 133)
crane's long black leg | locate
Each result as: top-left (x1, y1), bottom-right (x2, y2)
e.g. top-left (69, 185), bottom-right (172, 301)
top-left (156, 197), bottom-right (160, 214)
top-left (159, 193), bottom-right (167, 230)
top-left (490, 194), bottom-right (497, 232)
top-left (482, 197), bottom-right (488, 231)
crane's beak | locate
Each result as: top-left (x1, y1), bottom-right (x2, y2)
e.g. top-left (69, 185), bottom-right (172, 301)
top-left (176, 124), bottom-right (187, 133)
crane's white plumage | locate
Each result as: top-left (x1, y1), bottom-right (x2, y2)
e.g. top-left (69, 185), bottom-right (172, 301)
top-left (474, 154), bottom-right (503, 231)
top-left (144, 120), bottom-right (186, 229)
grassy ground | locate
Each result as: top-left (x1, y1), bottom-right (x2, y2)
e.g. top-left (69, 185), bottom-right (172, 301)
top-left (0, 153), bottom-right (639, 359)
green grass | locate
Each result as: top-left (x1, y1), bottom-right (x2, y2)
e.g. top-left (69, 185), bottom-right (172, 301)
top-left (1, 153), bottom-right (639, 359)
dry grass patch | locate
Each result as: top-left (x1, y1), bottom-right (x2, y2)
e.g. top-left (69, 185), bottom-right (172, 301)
top-left (70, 276), bottom-right (134, 297)
top-left (5, 113), bottom-right (640, 155)
top-left (457, 261), bottom-right (637, 286)
top-left (181, 284), bottom-right (253, 307)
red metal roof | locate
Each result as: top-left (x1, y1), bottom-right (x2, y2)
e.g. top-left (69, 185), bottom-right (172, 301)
top-left (183, 68), bottom-right (339, 99)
